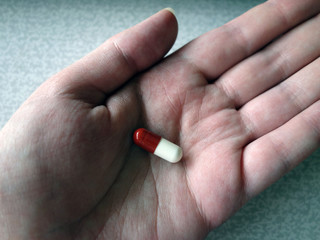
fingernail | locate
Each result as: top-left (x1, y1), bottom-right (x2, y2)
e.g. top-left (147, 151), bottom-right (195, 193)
top-left (163, 7), bottom-right (175, 16)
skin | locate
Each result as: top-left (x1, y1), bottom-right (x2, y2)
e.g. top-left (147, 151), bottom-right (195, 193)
top-left (0, 0), bottom-right (320, 239)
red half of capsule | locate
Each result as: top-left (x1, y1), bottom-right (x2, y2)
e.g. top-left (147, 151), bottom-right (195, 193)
top-left (133, 128), bottom-right (161, 153)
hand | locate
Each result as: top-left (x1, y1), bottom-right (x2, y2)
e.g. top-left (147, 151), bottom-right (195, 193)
top-left (1, 1), bottom-right (320, 239)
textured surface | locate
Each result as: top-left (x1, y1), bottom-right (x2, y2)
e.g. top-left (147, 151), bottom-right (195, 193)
top-left (1, 0), bottom-right (319, 239)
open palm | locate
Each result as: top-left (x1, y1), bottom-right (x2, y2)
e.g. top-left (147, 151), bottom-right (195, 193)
top-left (1, 1), bottom-right (319, 239)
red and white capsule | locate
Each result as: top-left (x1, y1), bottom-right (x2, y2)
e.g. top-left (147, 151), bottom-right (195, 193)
top-left (133, 128), bottom-right (183, 163)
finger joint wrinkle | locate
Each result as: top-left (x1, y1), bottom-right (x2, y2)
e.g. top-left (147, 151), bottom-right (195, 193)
top-left (112, 40), bottom-right (138, 74)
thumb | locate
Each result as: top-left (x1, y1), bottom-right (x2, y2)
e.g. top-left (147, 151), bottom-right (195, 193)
top-left (50, 8), bottom-right (178, 104)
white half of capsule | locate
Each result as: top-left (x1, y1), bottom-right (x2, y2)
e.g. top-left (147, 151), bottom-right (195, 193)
top-left (153, 138), bottom-right (183, 163)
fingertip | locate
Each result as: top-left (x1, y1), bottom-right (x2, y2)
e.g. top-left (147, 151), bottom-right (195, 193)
top-left (163, 7), bottom-right (176, 17)
top-left (154, 7), bottom-right (178, 37)
top-left (155, 7), bottom-right (178, 54)
top-left (118, 6), bottom-right (178, 69)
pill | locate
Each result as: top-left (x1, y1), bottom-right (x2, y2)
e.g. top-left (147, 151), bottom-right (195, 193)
top-left (133, 128), bottom-right (183, 163)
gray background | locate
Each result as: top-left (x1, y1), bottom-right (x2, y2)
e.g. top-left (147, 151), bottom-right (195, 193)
top-left (1, 0), bottom-right (319, 239)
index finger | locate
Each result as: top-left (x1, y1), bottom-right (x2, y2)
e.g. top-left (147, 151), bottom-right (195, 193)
top-left (181, 0), bottom-right (320, 80)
